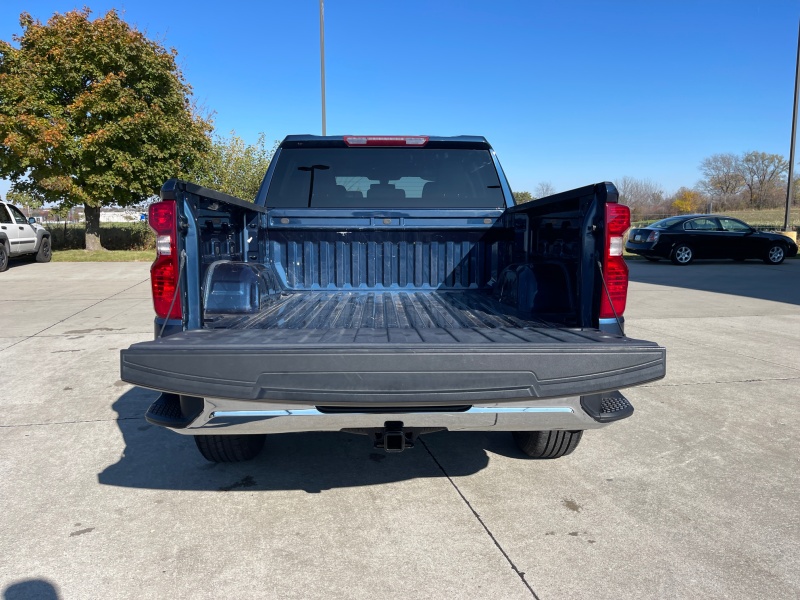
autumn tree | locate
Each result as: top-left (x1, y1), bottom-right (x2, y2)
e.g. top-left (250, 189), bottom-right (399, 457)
top-left (5, 188), bottom-right (43, 214)
top-left (189, 131), bottom-right (276, 201)
top-left (0, 9), bottom-right (211, 250)
top-left (670, 187), bottom-right (704, 214)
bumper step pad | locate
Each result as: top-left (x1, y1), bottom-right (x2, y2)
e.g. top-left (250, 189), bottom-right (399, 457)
top-left (145, 393), bottom-right (203, 428)
top-left (581, 390), bottom-right (634, 423)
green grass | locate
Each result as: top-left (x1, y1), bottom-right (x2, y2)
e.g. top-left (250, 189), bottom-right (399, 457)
top-left (721, 207), bottom-right (799, 227)
top-left (52, 249), bottom-right (155, 262)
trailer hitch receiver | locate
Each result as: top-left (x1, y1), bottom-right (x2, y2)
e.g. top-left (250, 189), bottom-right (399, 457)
top-left (374, 421), bottom-right (415, 453)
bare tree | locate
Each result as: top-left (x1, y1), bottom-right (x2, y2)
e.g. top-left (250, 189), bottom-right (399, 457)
top-left (615, 176), bottom-right (665, 218)
top-left (739, 151), bottom-right (789, 209)
top-left (794, 175), bottom-right (800, 204)
top-left (698, 153), bottom-right (745, 201)
top-left (533, 181), bottom-right (556, 199)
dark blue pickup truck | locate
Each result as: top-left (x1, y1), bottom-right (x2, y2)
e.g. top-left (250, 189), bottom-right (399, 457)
top-left (121, 135), bottom-right (665, 462)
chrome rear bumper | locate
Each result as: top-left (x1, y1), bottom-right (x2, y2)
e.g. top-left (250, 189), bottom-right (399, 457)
top-left (172, 396), bottom-right (610, 435)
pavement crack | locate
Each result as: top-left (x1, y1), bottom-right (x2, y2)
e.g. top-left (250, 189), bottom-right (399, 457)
top-left (420, 438), bottom-right (540, 600)
top-left (0, 416), bottom-right (141, 428)
top-left (632, 323), bottom-right (800, 374)
top-left (641, 376), bottom-right (800, 388)
top-left (1, 278), bottom-right (149, 352)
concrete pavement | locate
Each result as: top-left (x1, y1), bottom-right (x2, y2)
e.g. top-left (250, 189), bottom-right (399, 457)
top-left (1, 260), bottom-right (798, 599)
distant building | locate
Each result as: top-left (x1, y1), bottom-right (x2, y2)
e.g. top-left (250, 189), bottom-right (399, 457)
top-left (99, 210), bottom-right (141, 223)
top-left (29, 206), bottom-right (146, 224)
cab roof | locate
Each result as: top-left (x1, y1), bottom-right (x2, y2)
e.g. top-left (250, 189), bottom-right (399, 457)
top-left (279, 135), bottom-right (492, 150)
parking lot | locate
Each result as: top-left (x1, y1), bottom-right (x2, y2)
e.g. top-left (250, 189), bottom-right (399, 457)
top-left (1, 259), bottom-right (798, 599)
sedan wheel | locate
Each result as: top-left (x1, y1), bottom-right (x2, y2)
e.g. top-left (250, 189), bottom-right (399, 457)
top-left (764, 244), bottom-right (786, 265)
top-left (671, 244), bottom-right (693, 265)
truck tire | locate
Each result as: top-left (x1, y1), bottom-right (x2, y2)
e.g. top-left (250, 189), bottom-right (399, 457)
top-left (35, 237), bottom-right (52, 263)
top-left (0, 243), bottom-right (8, 272)
top-left (512, 430), bottom-right (583, 459)
top-left (194, 434), bottom-right (266, 463)
top-left (764, 243), bottom-right (786, 265)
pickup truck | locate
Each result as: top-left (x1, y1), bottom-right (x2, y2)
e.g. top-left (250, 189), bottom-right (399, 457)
top-left (0, 201), bottom-right (52, 272)
top-left (120, 135), bottom-right (665, 463)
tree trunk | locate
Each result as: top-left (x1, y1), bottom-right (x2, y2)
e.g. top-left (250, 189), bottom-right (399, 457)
top-left (84, 204), bottom-right (104, 251)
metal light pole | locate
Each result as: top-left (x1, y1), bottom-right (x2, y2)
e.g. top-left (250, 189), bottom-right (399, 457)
top-left (784, 19), bottom-right (800, 232)
top-left (319, 0), bottom-right (327, 136)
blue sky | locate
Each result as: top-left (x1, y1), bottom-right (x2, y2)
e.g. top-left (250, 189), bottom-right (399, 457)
top-left (1, 1), bottom-right (798, 198)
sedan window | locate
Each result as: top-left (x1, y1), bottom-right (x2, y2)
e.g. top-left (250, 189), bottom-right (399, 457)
top-left (649, 217), bottom-right (684, 229)
top-left (684, 218), bottom-right (720, 231)
top-left (719, 218), bottom-right (751, 232)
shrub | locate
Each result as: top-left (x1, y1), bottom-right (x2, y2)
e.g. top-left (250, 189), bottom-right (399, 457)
top-left (49, 222), bottom-right (155, 250)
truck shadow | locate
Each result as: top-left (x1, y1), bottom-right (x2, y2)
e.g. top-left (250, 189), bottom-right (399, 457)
top-left (98, 389), bottom-right (523, 493)
top-left (627, 259), bottom-right (800, 306)
top-left (3, 578), bottom-right (61, 600)
top-left (3, 257), bottom-right (36, 271)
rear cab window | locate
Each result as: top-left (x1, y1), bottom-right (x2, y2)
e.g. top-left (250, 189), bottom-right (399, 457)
top-left (263, 143), bottom-right (506, 209)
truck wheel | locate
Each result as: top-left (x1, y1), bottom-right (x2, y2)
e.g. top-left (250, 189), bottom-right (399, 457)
top-left (512, 430), bottom-right (583, 459)
top-left (764, 243), bottom-right (786, 265)
top-left (35, 237), bottom-right (52, 263)
top-left (194, 434), bottom-right (266, 463)
top-left (670, 244), bottom-right (693, 265)
top-left (0, 244), bottom-right (8, 272)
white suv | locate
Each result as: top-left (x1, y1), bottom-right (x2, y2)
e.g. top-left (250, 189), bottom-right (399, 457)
top-left (0, 201), bottom-right (52, 272)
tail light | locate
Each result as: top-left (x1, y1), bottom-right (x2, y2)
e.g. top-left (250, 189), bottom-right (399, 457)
top-left (646, 230), bottom-right (659, 243)
top-left (600, 203), bottom-right (630, 319)
top-left (149, 200), bottom-right (182, 320)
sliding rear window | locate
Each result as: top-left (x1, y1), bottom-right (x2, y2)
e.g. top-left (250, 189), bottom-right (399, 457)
top-left (265, 148), bottom-right (505, 208)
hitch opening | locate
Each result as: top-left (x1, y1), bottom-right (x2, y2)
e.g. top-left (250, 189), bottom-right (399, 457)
top-left (373, 421), bottom-right (415, 453)
top-left (384, 430), bottom-right (406, 452)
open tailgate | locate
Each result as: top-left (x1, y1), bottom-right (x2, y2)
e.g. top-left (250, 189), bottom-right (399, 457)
top-left (121, 327), bottom-right (665, 405)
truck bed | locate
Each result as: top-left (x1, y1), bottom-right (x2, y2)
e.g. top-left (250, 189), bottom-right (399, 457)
top-left (206, 289), bottom-right (571, 344)
top-left (121, 289), bottom-right (665, 405)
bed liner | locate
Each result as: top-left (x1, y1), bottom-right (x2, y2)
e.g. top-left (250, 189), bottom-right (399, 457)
top-left (206, 289), bottom-right (575, 342)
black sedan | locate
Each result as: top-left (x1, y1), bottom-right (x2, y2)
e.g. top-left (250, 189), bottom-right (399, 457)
top-left (625, 215), bottom-right (798, 265)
